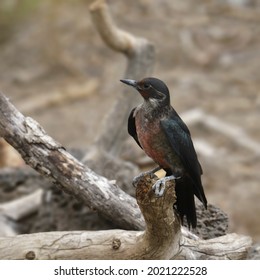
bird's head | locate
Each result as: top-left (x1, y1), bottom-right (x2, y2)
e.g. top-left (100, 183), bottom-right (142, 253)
top-left (120, 77), bottom-right (170, 107)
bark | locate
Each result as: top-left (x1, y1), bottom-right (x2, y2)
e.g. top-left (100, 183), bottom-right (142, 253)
top-left (0, 231), bottom-right (251, 260)
top-left (0, 173), bottom-right (181, 260)
top-left (0, 172), bottom-right (251, 259)
top-left (178, 233), bottom-right (252, 260)
top-left (0, 92), bottom-right (144, 230)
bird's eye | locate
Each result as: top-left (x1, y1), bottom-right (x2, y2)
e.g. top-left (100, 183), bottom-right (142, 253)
top-left (143, 83), bottom-right (150, 89)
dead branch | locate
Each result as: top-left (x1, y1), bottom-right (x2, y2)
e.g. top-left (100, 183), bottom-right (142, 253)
top-left (0, 230), bottom-right (251, 260)
top-left (0, 92), bottom-right (144, 231)
top-left (0, 92), bottom-right (203, 237)
top-left (0, 92), bottom-right (252, 259)
top-left (90, 0), bottom-right (139, 53)
top-left (179, 233), bottom-right (252, 260)
top-left (0, 173), bottom-right (181, 260)
top-left (0, 173), bottom-right (251, 259)
top-left (88, 0), bottom-right (155, 157)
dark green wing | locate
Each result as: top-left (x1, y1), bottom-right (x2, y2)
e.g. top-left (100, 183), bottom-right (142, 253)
top-left (160, 109), bottom-right (206, 207)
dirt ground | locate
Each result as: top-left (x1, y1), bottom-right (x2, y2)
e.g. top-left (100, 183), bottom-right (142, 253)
top-left (0, 0), bottom-right (259, 242)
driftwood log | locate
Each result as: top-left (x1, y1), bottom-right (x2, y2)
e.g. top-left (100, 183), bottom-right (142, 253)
top-left (0, 169), bottom-right (251, 260)
top-left (0, 174), bottom-right (181, 260)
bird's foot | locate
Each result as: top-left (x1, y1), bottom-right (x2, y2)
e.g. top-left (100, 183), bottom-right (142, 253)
top-left (132, 166), bottom-right (161, 188)
top-left (152, 175), bottom-right (180, 197)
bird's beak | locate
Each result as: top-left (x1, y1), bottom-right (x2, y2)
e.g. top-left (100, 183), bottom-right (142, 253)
top-left (120, 79), bottom-right (137, 88)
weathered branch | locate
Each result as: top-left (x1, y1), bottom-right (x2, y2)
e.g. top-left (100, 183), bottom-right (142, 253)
top-left (0, 173), bottom-right (180, 260)
top-left (0, 92), bottom-right (144, 230)
top-left (0, 92), bottom-right (253, 259)
top-left (88, 0), bottom-right (155, 157)
top-left (179, 233), bottom-right (252, 260)
top-left (0, 230), bottom-right (251, 260)
top-left (0, 173), bottom-right (251, 259)
top-left (90, 0), bottom-right (138, 53)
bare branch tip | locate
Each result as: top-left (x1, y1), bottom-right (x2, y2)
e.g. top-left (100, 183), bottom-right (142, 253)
top-left (89, 0), bottom-right (106, 13)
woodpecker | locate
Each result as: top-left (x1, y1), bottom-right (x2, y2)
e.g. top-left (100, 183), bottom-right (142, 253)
top-left (120, 77), bottom-right (207, 228)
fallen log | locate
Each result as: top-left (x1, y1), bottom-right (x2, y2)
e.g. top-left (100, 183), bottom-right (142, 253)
top-left (0, 173), bottom-right (251, 259)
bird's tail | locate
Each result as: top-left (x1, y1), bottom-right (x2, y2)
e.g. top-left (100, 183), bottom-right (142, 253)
top-left (175, 176), bottom-right (197, 228)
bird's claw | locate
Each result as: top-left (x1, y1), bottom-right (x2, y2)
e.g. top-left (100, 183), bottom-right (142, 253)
top-left (132, 167), bottom-right (161, 188)
top-left (152, 178), bottom-right (166, 196)
top-left (152, 175), bottom-right (180, 197)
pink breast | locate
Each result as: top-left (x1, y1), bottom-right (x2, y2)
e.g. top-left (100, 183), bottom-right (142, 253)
top-left (135, 116), bottom-right (170, 169)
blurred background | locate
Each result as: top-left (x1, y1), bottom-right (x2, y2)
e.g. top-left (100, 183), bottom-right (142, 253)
top-left (0, 0), bottom-right (259, 242)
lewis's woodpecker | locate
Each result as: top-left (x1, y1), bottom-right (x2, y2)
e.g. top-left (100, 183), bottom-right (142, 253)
top-left (120, 77), bottom-right (207, 228)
